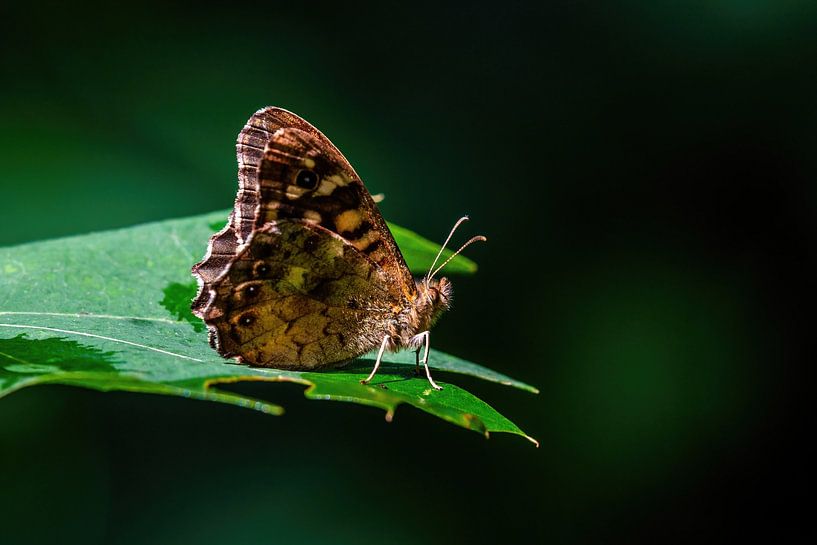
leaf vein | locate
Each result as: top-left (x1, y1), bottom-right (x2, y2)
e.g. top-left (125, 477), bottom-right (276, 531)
top-left (0, 311), bottom-right (181, 324)
top-left (0, 324), bottom-right (203, 362)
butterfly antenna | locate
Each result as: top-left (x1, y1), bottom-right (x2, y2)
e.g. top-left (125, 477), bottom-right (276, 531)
top-left (425, 216), bottom-right (471, 286)
top-left (428, 235), bottom-right (487, 282)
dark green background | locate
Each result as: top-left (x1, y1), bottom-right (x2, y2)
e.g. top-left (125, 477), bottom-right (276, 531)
top-left (1, 1), bottom-right (812, 543)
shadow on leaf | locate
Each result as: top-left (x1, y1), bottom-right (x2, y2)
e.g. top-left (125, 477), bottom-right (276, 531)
top-left (0, 334), bottom-right (120, 377)
top-left (160, 281), bottom-right (205, 332)
top-left (208, 220), bottom-right (228, 232)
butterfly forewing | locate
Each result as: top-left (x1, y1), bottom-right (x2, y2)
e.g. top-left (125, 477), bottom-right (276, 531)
top-left (255, 126), bottom-right (416, 303)
top-left (234, 107), bottom-right (360, 243)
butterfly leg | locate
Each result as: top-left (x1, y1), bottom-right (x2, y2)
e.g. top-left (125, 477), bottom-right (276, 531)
top-left (360, 335), bottom-right (390, 385)
top-left (417, 331), bottom-right (443, 391)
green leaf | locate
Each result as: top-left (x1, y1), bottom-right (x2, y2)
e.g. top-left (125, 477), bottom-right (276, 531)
top-left (0, 211), bottom-right (537, 445)
top-left (387, 222), bottom-right (478, 275)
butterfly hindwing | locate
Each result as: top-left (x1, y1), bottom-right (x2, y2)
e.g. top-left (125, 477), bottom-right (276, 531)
top-left (202, 220), bottom-right (395, 368)
top-left (190, 212), bottom-right (241, 316)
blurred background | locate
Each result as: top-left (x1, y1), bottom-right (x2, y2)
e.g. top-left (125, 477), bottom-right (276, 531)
top-left (1, 1), bottom-right (813, 543)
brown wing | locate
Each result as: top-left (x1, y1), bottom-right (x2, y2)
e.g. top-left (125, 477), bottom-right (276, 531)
top-left (191, 212), bottom-right (240, 316)
top-left (193, 108), bottom-right (308, 314)
top-left (233, 107), bottom-right (343, 243)
top-left (253, 125), bottom-right (417, 304)
top-left (200, 220), bottom-right (395, 369)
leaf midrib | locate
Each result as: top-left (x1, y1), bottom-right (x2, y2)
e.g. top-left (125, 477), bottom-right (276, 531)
top-left (0, 311), bottom-right (181, 325)
top-left (0, 323), bottom-right (203, 362)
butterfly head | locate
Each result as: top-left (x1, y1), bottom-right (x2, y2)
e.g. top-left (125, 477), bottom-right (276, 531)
top-left (415, 276), bottom-right (453, 328)
top-left (411, 217), bottom-right (486, 331)
top-left (423, 276), bottom-right (452, 307)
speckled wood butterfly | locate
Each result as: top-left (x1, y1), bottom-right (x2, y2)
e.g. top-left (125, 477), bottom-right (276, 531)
top-left (191, 107), bottom-right (484, 389)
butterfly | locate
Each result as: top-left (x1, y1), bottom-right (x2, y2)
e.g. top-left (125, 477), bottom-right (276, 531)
top-left (191, 107), bottom-right (484, 390)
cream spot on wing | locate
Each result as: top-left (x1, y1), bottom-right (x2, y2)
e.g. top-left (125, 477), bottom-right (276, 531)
top-left (285, 185), bottom-right (310, 200)
top-left (326, 173), bottom-right (350, 187)
top-left (351, 230), bottom-right (379, 251)
top-left (302, 158), bottom-right (316, 168)
top-left (368, 246), bottom-right (386, 262)
top-left (335, 209), bottom-right (363, 233)
top-left (352, 238), bottom-right (370, 251)
top-left (315, 179), bottom-right (337, 196)
top-left (303, 210), bottom-right (322, 223)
